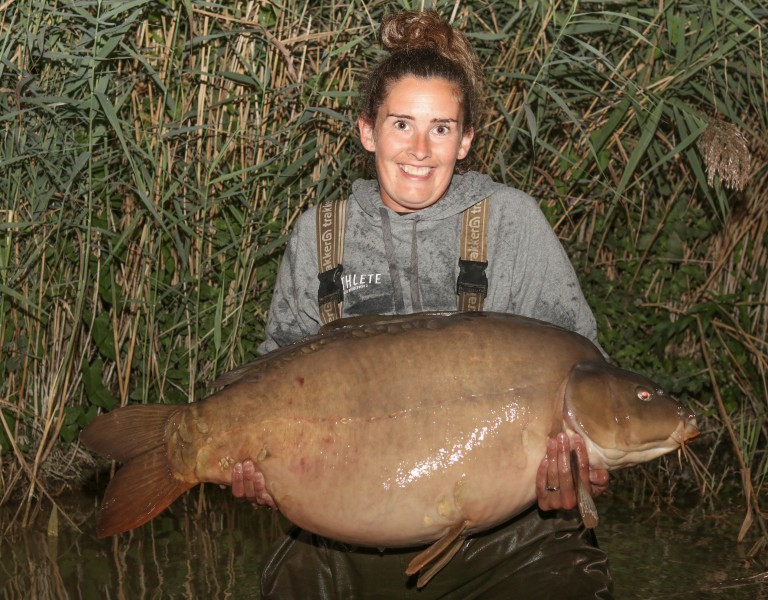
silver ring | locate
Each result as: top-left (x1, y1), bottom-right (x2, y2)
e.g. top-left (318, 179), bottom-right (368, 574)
top-left (545, 485), bottom-right (560, 492)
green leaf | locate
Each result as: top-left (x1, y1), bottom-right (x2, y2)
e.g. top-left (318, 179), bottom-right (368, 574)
top-left (82, 359), bottom-right (117, 410)
top-left (91, 313), bottom-right (117, 360)
top-left (614, 99), bottom-right (665, 200)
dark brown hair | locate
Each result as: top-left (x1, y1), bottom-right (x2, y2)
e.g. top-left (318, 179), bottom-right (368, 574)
top-left (359, 10), bottom-right (484, 154)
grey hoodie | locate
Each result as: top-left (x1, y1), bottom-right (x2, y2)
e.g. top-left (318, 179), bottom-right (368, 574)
top-left (258, 171), bottom-right (600, 354)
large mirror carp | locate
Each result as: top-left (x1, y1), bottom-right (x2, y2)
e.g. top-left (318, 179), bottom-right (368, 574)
top-left (81, 312), bottom-right (699, 586)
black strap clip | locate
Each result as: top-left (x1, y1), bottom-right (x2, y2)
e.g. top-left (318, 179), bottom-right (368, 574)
top-left (456, 259), bottom-right (488, 297)
top-left (318, 264), bottom-right (344, 305)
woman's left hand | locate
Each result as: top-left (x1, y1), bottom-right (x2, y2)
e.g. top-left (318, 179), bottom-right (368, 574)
top-left (535, 433), bottom-right (609, 511)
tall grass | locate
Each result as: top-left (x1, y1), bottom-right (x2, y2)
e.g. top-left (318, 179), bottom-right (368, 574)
top-left (1, 0), bottom-right (766, 544)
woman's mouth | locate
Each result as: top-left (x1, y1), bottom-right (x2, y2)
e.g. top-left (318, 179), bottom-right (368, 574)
top-left (400, 164), bottom-right (433, 177)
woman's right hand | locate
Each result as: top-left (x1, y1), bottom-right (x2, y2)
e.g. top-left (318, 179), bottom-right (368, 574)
top-left (231, 460), bottom-right (277, 509)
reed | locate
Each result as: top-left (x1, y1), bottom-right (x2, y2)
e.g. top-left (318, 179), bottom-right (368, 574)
top-left (1, 0), bottom-right (766, 545)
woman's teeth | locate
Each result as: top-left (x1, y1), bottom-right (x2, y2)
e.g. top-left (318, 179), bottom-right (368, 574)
top-left (400, 165), bottom-right (432, 176)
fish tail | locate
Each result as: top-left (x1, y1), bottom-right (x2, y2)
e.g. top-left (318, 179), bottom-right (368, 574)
top-left (80, 404), bottom-right (195, 538)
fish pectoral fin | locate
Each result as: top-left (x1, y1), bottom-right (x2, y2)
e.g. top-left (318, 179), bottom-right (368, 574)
top-left (406, 520), bottom-right (469, 588)
top-left (571, 449), bottom-right (599, 529)
top-left (577, 478), bottom-right (599, 529)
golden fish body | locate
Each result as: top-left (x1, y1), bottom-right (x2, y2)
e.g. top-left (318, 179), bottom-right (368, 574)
top-left (81, 312), bottom-right (699, 584)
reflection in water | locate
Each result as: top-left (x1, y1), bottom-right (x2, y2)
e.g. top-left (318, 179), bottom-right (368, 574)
top-left (1, 488), bottom-right (285, 599)
top-left (1, 488), bottom-right (765, 599)
top-left (599, 494), bottom-right (767, 600)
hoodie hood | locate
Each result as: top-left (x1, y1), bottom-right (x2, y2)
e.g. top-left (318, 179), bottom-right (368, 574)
top-left (351, 172), bottom-right (504, 220)
top-left (348, 171), bottom-right (503, 315)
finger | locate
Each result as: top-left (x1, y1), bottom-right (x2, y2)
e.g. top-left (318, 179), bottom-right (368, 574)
top-left (589, 469), bottom-right (610, 497)
top-left (251, 471), bottom-right (275, 508)
top-left (231, 462), bottom-right (245, 498)
top-left (537, 437), bottom-right (561, 511)
top-left (536, 456), bottom-right (550, 506)
top-left (546, 437), bottom-right (559, 489)
top-left (557, 434), bottom-right (575, 495)
top-left (242, 459), bottom-right (258, 500)
top-left (556, 434), bottom-right (578, 509)
top-left (571, 434), bottom-right (592, 493)
top-left (589, 469), bottom-right (609, 487)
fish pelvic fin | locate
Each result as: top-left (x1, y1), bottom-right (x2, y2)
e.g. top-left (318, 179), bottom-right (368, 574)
top-left (80, 404), bottom-right (195, 537)
top-left (406, 520), bottom-right (469, 588)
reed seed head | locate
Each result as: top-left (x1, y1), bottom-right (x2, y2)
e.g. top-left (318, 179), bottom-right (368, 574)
top-left (698, 117), bottom-right (751, 191)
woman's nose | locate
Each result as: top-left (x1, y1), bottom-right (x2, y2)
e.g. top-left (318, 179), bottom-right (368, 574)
top-left (408, 131), bottom-right (430, 160)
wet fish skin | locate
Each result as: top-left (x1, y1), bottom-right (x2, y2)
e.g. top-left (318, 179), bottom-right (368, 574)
top-left (80, 312), bottom-right (699, 584)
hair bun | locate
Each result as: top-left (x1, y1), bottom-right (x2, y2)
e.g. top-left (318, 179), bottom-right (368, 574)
top-left (379, 10), bottom-right (479, 89)
top-left (380, 10), bottom-right (455, 54)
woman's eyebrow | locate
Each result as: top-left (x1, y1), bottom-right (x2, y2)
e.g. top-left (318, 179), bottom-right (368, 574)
top-left (386, 113), bottom-right (458, 124)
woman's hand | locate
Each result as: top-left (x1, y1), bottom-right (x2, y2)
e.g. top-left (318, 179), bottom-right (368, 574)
top-left (230, 460), bottom-right (277, 509)
top-left (535, 433), bottom-right (609, 511)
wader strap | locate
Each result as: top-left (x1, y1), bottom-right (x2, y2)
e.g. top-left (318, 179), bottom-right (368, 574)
top-left (316, 199), bottom-right (347, 325)
top-left (457, 197), bottom-right (490, 312)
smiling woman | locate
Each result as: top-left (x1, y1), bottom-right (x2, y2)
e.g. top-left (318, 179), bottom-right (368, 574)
top-left (358, 76), bottom-right (474, 212)
top-left (228, 8), bottom-right (613, 600)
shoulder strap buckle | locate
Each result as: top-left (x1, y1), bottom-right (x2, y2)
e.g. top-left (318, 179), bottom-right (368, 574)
top-left (316, 199), bottom-right (348, 324)
top-left (457, 197), bottom-right (490, 311)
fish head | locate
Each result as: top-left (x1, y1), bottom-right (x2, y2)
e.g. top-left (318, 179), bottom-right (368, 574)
top-left (563, 361), bottom-right (699, 470)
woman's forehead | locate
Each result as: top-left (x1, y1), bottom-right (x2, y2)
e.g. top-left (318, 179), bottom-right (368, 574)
top-left (378, 76), bottom-right (463, 118)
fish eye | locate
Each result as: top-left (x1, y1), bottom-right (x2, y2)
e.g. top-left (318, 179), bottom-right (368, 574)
top-left (636, 387), bottom-right (653, 402)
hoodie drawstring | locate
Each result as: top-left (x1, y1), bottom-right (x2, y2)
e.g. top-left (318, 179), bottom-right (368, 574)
top-left (410, 219), bottom-right (423, 312)
top-left (379, 208), bottom-right (423, 314)
top-left (379, 207), bottom-right (406, 314)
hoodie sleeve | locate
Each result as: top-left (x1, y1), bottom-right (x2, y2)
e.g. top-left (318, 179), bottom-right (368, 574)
top-left (487, 190), bottom-right (605, 354)
top-left (257, 208), bottom-right (323, 355)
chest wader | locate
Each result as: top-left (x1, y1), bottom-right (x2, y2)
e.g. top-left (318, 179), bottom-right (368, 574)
top-left (315, 198), bottom-right (490, 325)
top-left (261, 198), bottom-right (613, 599)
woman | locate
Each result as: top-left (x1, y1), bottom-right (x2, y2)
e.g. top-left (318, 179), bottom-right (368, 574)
top-left (233, 10), bottom-right (612, 599)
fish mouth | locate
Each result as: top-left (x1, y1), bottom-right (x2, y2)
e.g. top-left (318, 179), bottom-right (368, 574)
top-left (671, 414), bottom-right (700, 459)
top-left (671, 407), bottom-right (700, 443)
top-left (566, 414), bottom-right (701, 471)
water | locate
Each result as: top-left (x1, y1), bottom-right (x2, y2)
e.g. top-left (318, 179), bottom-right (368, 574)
top-left (1, 488), bottom-right (765, 599)
top-left (597, 496), bottom-right (767, 599)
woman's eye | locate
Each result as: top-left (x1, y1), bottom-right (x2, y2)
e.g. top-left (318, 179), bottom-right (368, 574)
top-left (434, 125), bottom-right (450, 135)
top-left (394, 120), bottom-right (408, 130)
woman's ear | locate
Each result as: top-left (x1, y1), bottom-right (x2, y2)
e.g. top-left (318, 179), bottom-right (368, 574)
top-left (358, 116), bottom-right (376, 152)
top-left (458, 127), bottom-right (475, 160)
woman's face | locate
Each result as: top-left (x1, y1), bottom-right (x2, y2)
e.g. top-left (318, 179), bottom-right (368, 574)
top-left (358, 76), bottom-right (474, 213)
